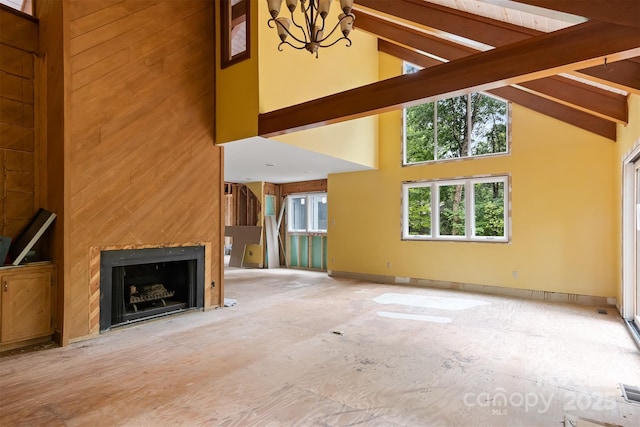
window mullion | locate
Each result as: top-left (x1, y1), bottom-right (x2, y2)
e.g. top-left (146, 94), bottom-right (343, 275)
top-left (504, 177), bottom-right (509, 240)
top-left (433, 183), bottom-right (439, 239)
top-left (468, 179), bottom-right (474, 239)
top-left (306, 195), bottom-right (311, 233)
top-left (467, 95), bottom-right (472, 157)
top-left (434, 102), bottom-right (438, 161)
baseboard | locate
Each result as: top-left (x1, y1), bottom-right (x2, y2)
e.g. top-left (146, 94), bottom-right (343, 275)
top-left (0, 336), bottom-right (53, 353)
top-left (328, 270), bottom-right (616, 308)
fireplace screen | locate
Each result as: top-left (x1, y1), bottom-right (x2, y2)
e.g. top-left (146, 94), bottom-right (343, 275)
top-left (100, 246), bottom-right (204, 331)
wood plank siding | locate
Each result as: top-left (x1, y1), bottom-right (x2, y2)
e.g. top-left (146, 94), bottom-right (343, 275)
top-left (0, 7), bottom-right (37, 238)
top-left (36, 0), bottom-right (222, 343)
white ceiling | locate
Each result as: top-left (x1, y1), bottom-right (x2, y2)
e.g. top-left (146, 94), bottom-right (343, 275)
top-left (222, 137), bottom-right (374, 184)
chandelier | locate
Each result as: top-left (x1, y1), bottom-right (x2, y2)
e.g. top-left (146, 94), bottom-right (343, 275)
top-left (266, 0), bottom-right (355, 57)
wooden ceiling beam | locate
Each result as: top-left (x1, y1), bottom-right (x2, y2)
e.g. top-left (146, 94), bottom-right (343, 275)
top-left (258, 21), bottom-right (639, 137)
top-left (354, 0), bottom-right (639, 93)
top-left (574, 60), bottom-right (640, 94)
top-left (356, 12), bottom-right (477, 59)
top-left (517, 77), bottom-right (627, 123)
top-left (512, 0), bottom-right (640, 28)
top-left (356, 0), bottom-right (536, 46)
top-left (358, 12), bottom-right (628, 124)
top-left (378, 40), bottom-right (442, 68)
top-left (378, 40), bottom-right (616, 140)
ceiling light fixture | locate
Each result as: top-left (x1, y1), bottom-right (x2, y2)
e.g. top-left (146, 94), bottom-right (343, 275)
top-left (266, 0), bottom-right (355, 58)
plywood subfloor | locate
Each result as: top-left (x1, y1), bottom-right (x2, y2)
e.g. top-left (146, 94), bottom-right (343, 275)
top-left (1, 268), bottom-right (639, 426)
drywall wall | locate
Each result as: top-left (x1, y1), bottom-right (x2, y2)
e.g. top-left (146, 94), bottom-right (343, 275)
top-left (257, 1), bottom-right (379, 168)
top-left (328, 52), bottom-right (618, 298)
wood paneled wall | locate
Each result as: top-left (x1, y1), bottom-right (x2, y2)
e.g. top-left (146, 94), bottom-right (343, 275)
top-left (35, 0), bottom-right (65, 341)
top-left (0, 6), bottom-right (37, 239)
top-left (38, 0), bottom-right (222, 343)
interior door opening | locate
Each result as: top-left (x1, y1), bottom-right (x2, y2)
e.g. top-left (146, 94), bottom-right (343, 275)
top-left (622, 144), bottom-right (640, 346)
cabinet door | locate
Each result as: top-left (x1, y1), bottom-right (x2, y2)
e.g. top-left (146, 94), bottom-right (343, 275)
top-left (1, 272), bottom-right (52, 343)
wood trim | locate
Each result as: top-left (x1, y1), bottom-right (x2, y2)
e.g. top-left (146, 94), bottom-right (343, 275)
top-left (259, 21), bottom-right (640, 137)
top-left (379, 41), bottom-right (617, 140)
top-left (280, 179), bottom-right (327, 197)
top-left (359, 11), bottom-right (628, 123)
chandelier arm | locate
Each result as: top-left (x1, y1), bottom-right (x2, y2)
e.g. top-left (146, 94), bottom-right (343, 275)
top-left (269, 17), bottom-right (308, 46)
top-left (317, 36), bottom-right (353, 49)
top-left (278, 40), bottom-right (308, 52)
top-left (315, 19), bottom-right (341, 44)
top-left (288, 9), bottom-right (309, 43)
top-left (316, 13), bottom-right (354, 44)
top-left (304, 2), bottom-right (316, 41)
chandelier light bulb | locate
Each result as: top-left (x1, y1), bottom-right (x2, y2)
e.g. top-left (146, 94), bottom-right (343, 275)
top-left (267, 0), bottom-right (283, 18)
top-left (318, 0), bottom-right (331, 18)
top-left (275, 17), bottom-right (292, 41)
top-left (285, 0), bottom-right (298, 12)
top-left (339, 13), bottom-right (354, 37)
top-left (340, 0), bottom-right (354, 14)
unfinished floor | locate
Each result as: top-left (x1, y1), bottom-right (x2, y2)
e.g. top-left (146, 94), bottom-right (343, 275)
top-left (1, 268), bottom-right (639, 426)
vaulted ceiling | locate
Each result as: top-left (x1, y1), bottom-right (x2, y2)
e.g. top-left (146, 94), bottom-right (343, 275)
top-left (259, 0), bottom-right (640, 141)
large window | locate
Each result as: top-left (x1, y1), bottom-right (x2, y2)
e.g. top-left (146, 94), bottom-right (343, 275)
top-left (403, 63), bottom-right (509, 164)
top-left (402, 176), bottom-right (509, 242)
top-left (288, 193), bottom-right (327, 233)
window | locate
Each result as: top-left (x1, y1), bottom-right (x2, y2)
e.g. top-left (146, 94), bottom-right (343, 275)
top-left (288, 193), bottom-right (327, 233)
top-left (0, 0), bottom-right (32, 15)
top-left (403, 62), bottom-right (509, 164)
top-left (402, 176), bottom-right (509, 242)
top-left (220, 0), bottom-right (250, 69)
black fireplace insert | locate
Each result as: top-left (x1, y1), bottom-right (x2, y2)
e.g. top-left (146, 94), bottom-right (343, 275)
top-left (100, 246), bottom-right (204, 332)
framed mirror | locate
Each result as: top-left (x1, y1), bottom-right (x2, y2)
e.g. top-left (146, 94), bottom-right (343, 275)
top-left (221, 0), bottom-right (250, 69)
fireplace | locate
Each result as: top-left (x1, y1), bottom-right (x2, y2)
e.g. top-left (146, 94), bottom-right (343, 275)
top-left (100, 246), bottom-right (205, 332)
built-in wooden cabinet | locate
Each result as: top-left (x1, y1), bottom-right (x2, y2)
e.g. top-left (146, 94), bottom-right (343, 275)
top-left (0, 263), bottom-right (55, 349)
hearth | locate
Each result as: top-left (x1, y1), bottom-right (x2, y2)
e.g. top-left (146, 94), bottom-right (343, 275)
top-left (100, 246), bottom-right (204, 331)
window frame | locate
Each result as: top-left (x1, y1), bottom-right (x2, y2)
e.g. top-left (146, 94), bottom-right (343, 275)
top-left (402, 176), bottom-right (510, 242)
top-left (287, 192), bottom-right (328, 234)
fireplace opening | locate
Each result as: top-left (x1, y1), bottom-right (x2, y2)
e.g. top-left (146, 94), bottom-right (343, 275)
top-left (100, 246), bottom-right (204, 332)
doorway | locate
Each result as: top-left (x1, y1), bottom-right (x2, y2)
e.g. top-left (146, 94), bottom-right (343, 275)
top-left (634, 160), bottom-right (640, 326)
top-left (622, 144), bottom-right (640, 339)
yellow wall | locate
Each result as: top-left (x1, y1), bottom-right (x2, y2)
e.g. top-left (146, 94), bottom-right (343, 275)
top-left (613, 94), bottom-right (640, 302)
top-left (328, 53), bottom-right (618, 298)
top-left (257, 0), bottom-right (379, 168)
